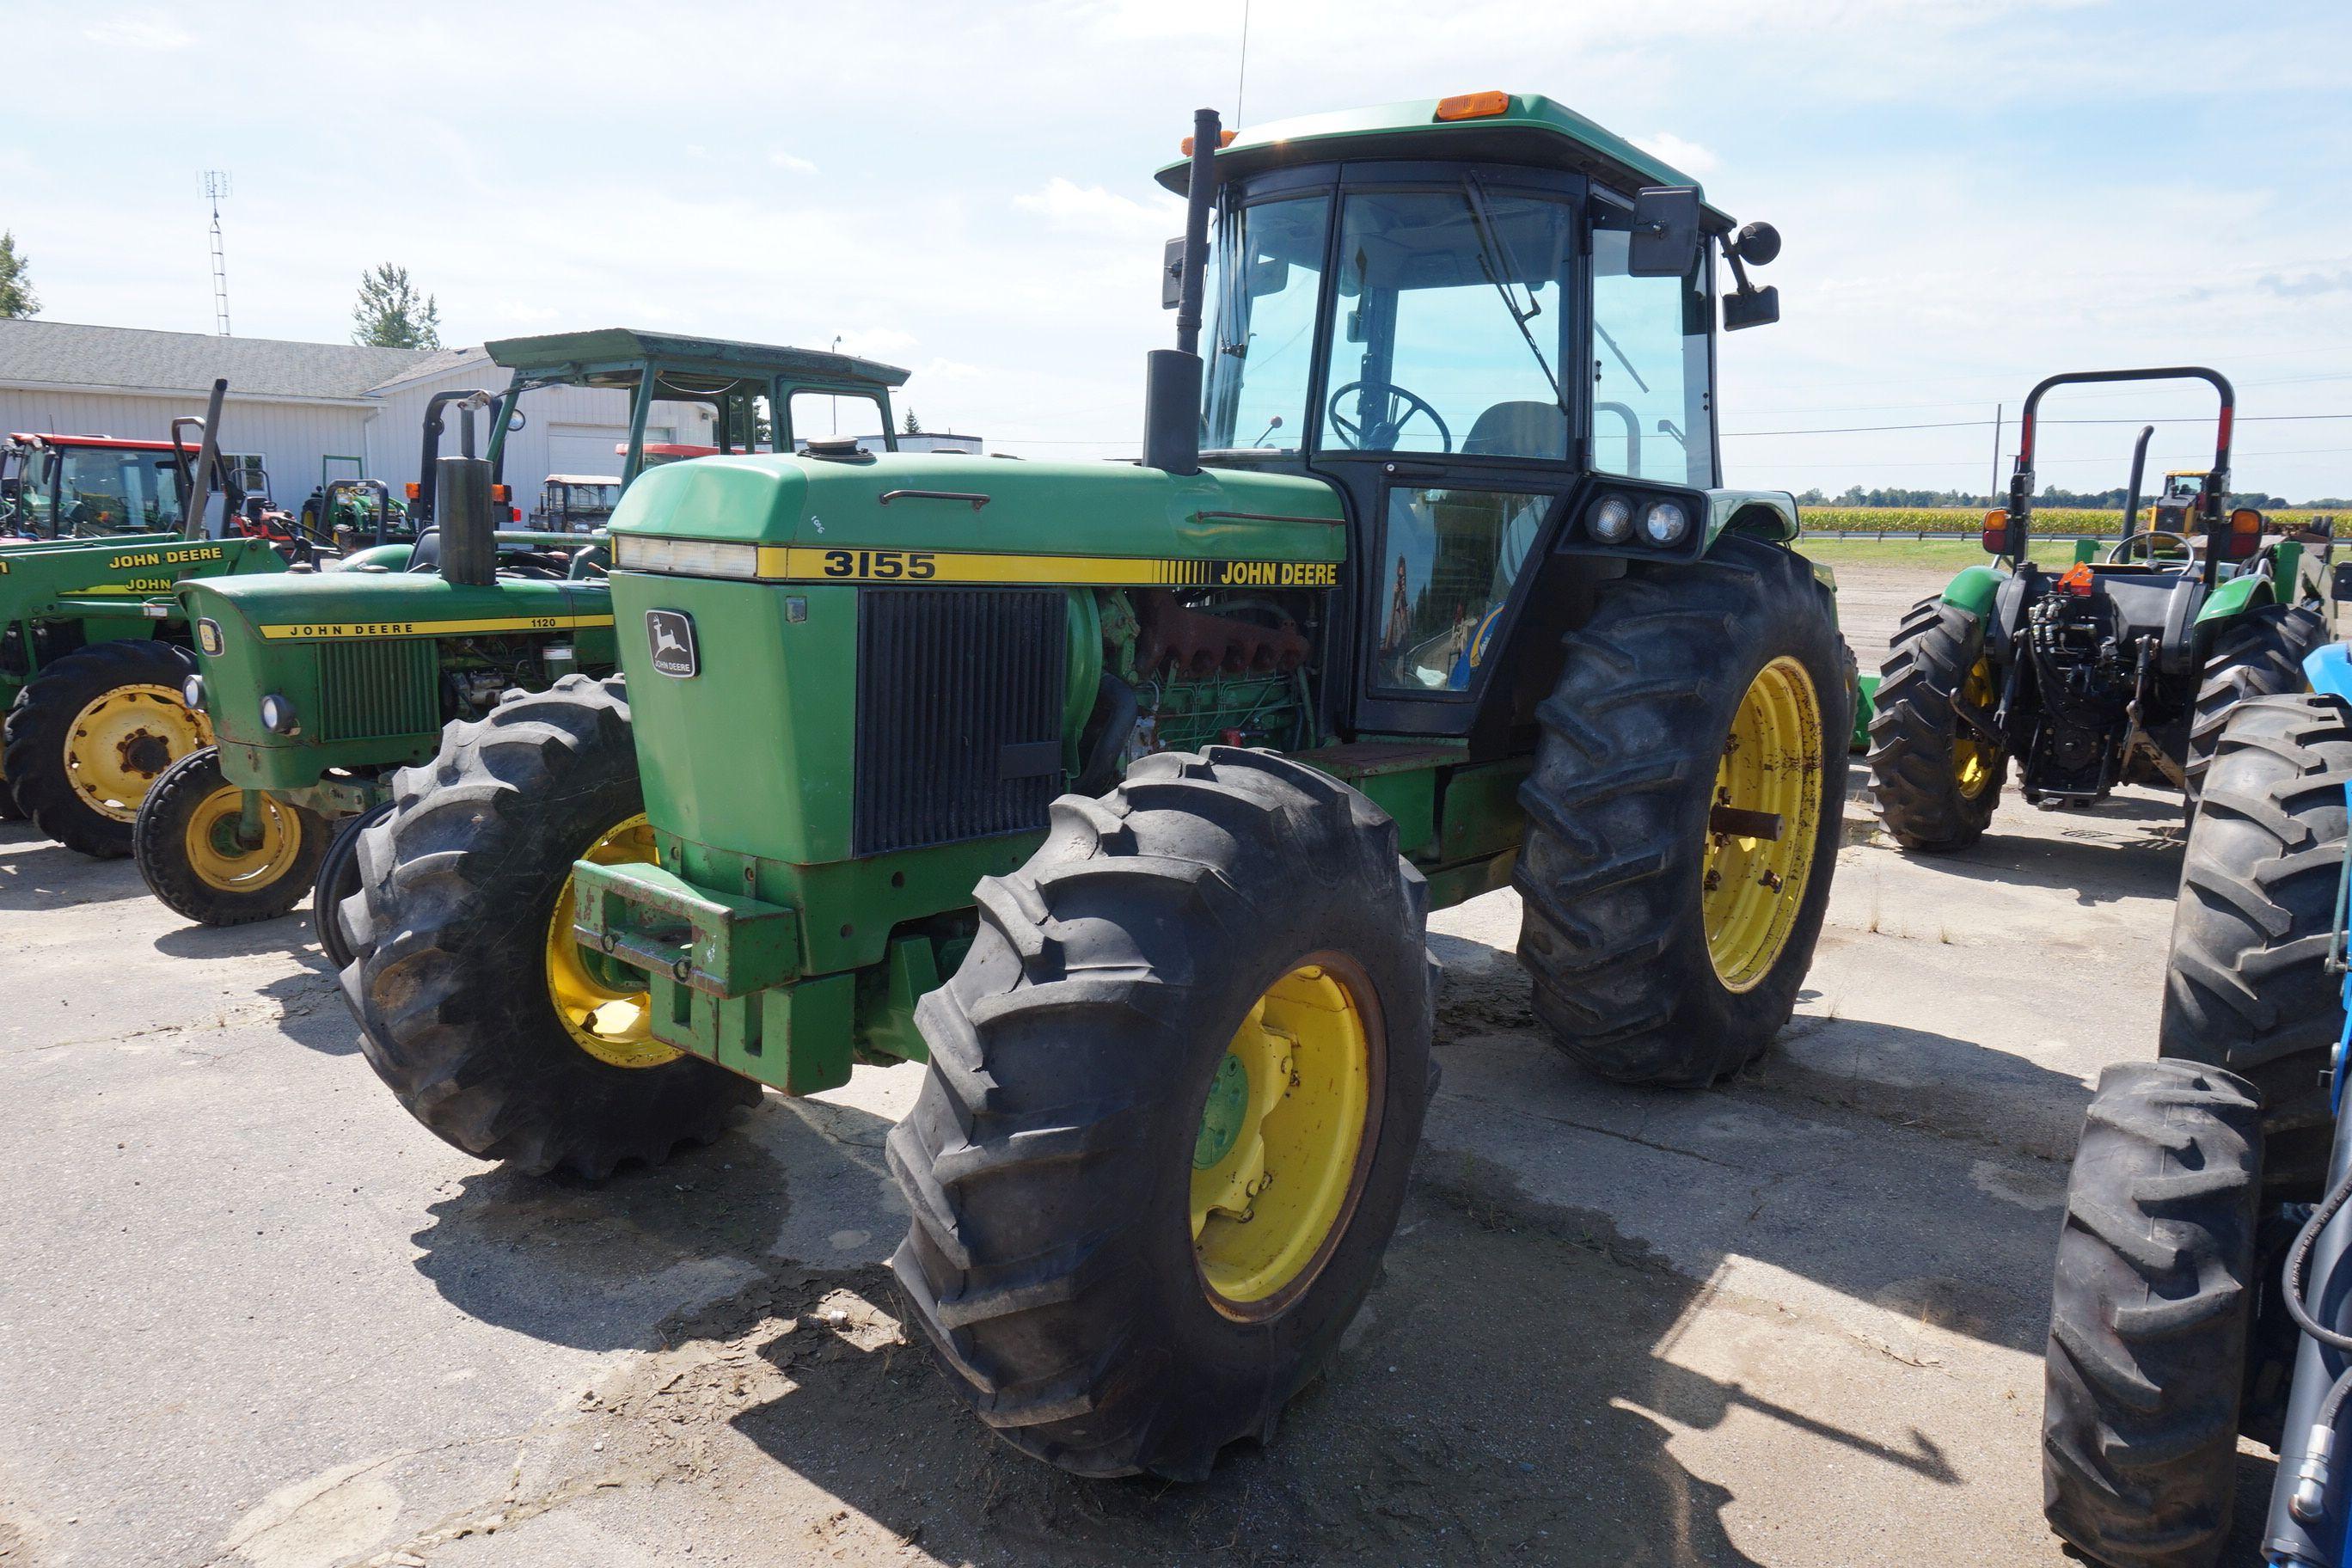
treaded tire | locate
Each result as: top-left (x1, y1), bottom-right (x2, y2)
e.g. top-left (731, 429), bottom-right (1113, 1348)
top-left (2161, 691), bottom-right (2352, 1197)
top-left (132, 747), bottom-right (328, 927)
top-left (313, 799), bottom-right (393, 972)
top-left (0, 774), bottom-right (22, 821)
top-left (888, 747), bottom-right (1435, 1479)
top-left (340, 674), bottom-right (757, 1178)
top-left (3, 639), bottom-right (202, 857)
top-left (2184, 602), bottom-right (2328, 805)
top-left (1513, 533), bottom-right (1850, 1087)
top-left (2043, 1058), bottom-right (2261, 1568)
top-left (1867, 595), bottom-right (2002, 851)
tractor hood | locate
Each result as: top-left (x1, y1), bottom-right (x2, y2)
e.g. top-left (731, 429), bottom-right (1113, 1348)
top-left (607, 453), bottom-right (1346, 568)
top-left (180, 569), bottom-right (611, 646)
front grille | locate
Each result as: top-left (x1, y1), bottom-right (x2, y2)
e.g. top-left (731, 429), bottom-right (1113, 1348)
top-left (313, 638), bottom-right (441, 742)
top-left (853, 588), bottom-right (1067, 856)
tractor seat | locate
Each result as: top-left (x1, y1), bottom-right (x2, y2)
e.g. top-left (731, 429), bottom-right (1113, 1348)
top-left (1463, 401), bottom-right (1569, 460)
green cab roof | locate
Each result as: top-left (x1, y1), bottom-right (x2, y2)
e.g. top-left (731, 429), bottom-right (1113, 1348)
top-left (484, 328), bottom-right (910, 393)
top-left (1155, 92), bottom-right (1730, 228)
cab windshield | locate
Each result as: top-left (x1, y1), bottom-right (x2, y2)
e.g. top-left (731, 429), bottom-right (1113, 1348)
top-left (39, 446), bottom-right (186, 535)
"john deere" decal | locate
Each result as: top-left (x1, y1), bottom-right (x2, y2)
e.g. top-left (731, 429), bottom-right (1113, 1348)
top-left (748, 546), bottom-right (1340, 589)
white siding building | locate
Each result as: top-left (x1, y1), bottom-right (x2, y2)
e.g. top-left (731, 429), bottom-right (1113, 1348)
top-left (0, 320), bottom-right (728, 511)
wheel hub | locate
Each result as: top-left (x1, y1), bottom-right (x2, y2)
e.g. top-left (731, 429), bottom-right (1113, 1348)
top-left (184, 784), bottom-right (302, 892)
top-left (1701, 657), bottom-right (1824, 992)
top-left (65, 684), bottom-right (211, 822)
top-left (544, 813), bottom-right (681, 1069)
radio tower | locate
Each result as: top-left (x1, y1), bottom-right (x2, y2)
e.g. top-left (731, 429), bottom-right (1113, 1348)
top-left (204, 171), bottom-right (231, 335)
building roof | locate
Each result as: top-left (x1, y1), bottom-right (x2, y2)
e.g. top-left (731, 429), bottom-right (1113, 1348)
top-left (0, 319), bottom-right (487, 401)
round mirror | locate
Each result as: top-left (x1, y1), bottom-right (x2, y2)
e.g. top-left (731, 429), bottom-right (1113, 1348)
top-left (1736, 222), bottom-right (1781, 266)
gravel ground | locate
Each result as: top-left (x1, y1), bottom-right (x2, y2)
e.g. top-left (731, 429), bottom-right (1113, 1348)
top-left (0, 561), bottom-right (2249, 1568)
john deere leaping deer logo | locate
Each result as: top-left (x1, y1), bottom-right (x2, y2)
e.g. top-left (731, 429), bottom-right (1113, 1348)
top-left (646, 609), bottom-right (698, 678)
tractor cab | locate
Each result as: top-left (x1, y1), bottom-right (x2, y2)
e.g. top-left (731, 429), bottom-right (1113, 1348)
top-left (2, 433), bottom-right (202, 538)
top-left (2151, 469), bottom-right (2208, 536)
top-left (534, 475), bottom-right (623, 532)
top-left (1154, 91), bottom-right (1788, 745)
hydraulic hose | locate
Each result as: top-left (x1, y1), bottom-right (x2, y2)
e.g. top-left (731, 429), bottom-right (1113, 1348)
top-left (2269, 1099), bottom-right (2352, 1565)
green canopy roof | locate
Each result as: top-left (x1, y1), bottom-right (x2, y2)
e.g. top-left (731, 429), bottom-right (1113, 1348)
top-left (484, 328), bottom-right (909, 394)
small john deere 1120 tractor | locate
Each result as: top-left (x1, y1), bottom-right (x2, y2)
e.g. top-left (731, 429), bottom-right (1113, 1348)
top-left (343, 94), bottom-right (1851, 1478)
top-left (136, 329), bottom-right (909, 942)
top-left (1869, 367), bottom-right (2330, 849)
top-left (0, 383), bottom-right (293, 853)
top-left (2042, 648), bottom-right (2352, 1567)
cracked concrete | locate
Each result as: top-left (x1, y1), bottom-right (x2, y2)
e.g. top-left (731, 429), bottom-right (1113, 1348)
top-left (0, 561), bottom-right (2249, 1566)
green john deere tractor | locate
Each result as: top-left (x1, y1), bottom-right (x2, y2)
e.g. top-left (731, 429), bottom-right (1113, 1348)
top-left (136, 330), bottom-right (909, 944)
top-left (341, 93), bottom-right (1852, 1479)
top-left (1868, 367), bottom-right (2330, 849)
top-left (0, 383), bottom-right (293, 854)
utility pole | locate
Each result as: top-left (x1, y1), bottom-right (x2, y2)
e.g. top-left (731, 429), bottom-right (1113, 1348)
top-left (830, 334), bottom-right (842, 435)
top-left (203, 171), bottom-right (232, 336)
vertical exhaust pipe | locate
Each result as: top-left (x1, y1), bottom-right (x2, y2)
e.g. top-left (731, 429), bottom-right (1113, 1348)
top-left (170, 377), bottom-right (229, 542)
top-left (437, 454), bottom-right (497, 586)
top-left (2122, 424), bottom-right (2153, 538)
top-left (1141, 107), bottom-right (1222, 475)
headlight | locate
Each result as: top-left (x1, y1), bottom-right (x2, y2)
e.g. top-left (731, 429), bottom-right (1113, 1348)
top-left (1588, 493), bottom-right (1634, 543)
top-left (260, 694), bottom-right (299, 736)
top-left (181, 675), bottom-right (206, 713)
top-left (613, 535), bottom-right (760, 579)
top-left (1642, 500), bottom-right (1691, 547)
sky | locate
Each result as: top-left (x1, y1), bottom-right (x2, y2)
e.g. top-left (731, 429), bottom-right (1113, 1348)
top-left (6, 0), bottom-right (2351, 499)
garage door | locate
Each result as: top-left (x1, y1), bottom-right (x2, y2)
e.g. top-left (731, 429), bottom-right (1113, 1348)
top-left (546, 422), bottom-right (673, 478)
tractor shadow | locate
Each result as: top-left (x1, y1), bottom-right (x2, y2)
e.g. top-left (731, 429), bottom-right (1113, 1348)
top-left (1876, 822), bottom-right (2181, 909)
top-left (0, 834), bottom-right (156, 911)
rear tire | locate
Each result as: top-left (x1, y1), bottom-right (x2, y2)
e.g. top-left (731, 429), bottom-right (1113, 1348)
top-left (2043, 1058), bottom-right (2261, 1568)
top-left (2160, 691), bottom-right (2352, 1197)
top-left (312, 799), bottom-right (392, 971)
top-left (340, 675), bottom-right (757, 1179)
top-left (2184, 603), bottom-right (2328, 805)
top-left (889, 748), bottom-right (1434, 1479)
top-left (133, 747), bottom-right (327, 927)
top-left (1513, 534), bottom-right (1850, 1086)
top-left (1867, 596), bottom-right (2004, 850)
top-left (3, 640), bottom-right (207, 857)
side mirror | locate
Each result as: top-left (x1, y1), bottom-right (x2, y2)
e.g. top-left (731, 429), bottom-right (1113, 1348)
top-left (1724, 285), bottom-right (1779, 331)
top-left (1734, 221), bottom-right (1781, 266)
top-left (1161, 236), bottom-right (1185, 309)
top-left (1628, 186), bottom-right (1703, 278)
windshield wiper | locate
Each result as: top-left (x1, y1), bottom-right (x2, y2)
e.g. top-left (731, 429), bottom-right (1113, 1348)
top-left (1594, 319), bottom-right (1651, 395)
top-left (1460, 175), bottom-right (1565, 408)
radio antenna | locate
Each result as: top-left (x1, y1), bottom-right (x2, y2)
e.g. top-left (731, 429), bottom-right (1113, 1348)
top-left (203, 170), bottom-right (232, 336)
top-left (1234, 0), bottom-right (1251, 126)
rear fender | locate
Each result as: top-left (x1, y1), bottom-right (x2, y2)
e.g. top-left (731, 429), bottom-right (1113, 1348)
top-left (2193, 569), bottom-right (2272, 628)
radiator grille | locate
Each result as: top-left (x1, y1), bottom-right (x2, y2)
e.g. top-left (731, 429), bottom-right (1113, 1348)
top-left (854, 589), bottom-right (1067, 856)
top-left (313, 638), bottom-right (441, 742)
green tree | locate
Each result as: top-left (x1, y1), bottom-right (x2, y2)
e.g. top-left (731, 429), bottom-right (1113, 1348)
top-left (0, 231), bottom-right (38, 318)
top-left (902, 407), bottom-right (923, 436)
top-left (350, 264), bottom-right (441, 348)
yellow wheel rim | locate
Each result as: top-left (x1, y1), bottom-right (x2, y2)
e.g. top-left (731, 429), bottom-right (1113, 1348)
top-left (64, 684), bottom-right (212, 822)
top-left (1191, 959), bottom-right (1378, 1315)
top-left (543, 812), bottom-right (680, 1069)
top-left (1703, 656), bottom-right (1825, 993)
top-left (183, 784), bottom-right (303, 892)
top-left (1953, 656), bottom-right (1999, 800)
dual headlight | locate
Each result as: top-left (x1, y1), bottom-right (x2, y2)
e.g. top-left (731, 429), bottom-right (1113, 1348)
top-left (1585, 493), bottom-right (1691, 549)
top-left (611, 535), bottom-right (760, 579)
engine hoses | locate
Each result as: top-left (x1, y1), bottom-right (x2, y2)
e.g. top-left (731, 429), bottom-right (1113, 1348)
top-left (2282, 1161), bottom-right (2352, 1527)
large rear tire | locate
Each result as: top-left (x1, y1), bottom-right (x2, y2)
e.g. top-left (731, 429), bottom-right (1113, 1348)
top-left (2043, 1058), bottom-right (2261, 1568)
top-left (2161, 691), bottom-right (2352, 1197)
top-left (2184, 602), bottom-right (2328, 805)
top-left (1513, 533), bottom-right (1850, 1086)
top-left (1867, 595), bottom-right (2004, 851)
top-left (133, 747), bottom-right (328, 927)
top-left (889, 747), bottom-right (1434, 1479)
top-left (340, 675), bottom-right (757, 1179)
top-left (312, 799), bottom-right (392, 972)
top-left (3, 640), bottom-right (209, 857)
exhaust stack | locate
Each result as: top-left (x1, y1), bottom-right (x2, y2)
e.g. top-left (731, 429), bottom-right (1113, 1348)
top-left (1141, 107), bottom-right (1222, 475)
top-left (437, 454), bottom-right (498, 586)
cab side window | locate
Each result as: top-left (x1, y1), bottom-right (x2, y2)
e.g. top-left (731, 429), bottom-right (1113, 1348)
top-left (1589, 210), bottom-right (1716, 488)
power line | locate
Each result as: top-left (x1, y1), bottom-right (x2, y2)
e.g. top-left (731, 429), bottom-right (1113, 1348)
top-left (1724, 411), bottom-right (2352, 438)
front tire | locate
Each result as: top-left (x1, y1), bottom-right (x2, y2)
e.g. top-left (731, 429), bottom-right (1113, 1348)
top-left (133, 747), bottom-right (327, 927)
top-left (1514, 534), bottom-right (1850, 1086)
top-left (2184, 602), bottom-right (2328, 805)
top-left (3, 640), bottom-right (210, 857)
top-left (889, 748), bottom-right (1434, 1479)
top-left (340, 675), bottom-right (757, 1178)
top-left (1867, 596), bottom-right (2004, 851)
top-left (2043, 1059), bottom-right (2261, 1568)
top-left (2161, 692), bottom-right (2352, 1196)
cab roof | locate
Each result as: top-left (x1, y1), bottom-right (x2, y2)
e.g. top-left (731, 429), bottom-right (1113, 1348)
top-left (483, 328), bottom-right (910, 393)
top-left (1155, 91), bottom-right (1732, 229)
top-left (9, 432), bottom-right (177, 451)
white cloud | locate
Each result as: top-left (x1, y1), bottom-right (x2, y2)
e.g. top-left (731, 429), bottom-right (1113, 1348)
top-left (1632, 132), bottom-right (1719, 176)
top-left (1014, 177), bottom-right (1182, 242)
top-left (768, 150), bottom-right (819, 175)
top-left (82, 14), bottom-right (192, 50)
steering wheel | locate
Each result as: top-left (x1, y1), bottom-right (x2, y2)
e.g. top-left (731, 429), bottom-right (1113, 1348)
top-left (2104, 530), bottom-right (2193, 565)
top-left (1326, 381), bottom-right (1452, 454)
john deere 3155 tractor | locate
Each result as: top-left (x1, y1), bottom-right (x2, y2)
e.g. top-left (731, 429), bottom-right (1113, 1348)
top-left (0, 382), bottom-right (291, 853)
top-left (343, 94), bottom-right (1851, 1478)
top-left (1869, 367), bottom-right (2330, 849)
top-left (137, 330), bottom-right (908, 945)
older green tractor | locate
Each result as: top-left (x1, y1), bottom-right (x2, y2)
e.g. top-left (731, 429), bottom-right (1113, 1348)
top-left (0, 383), bottom-right (292, 853)
top-left (342, 94), bottom-right (1851, 1479)
top-left (135, 331), bottom-right (908, 943)
top-left (1868, 367), bottom-right (2329, 849)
